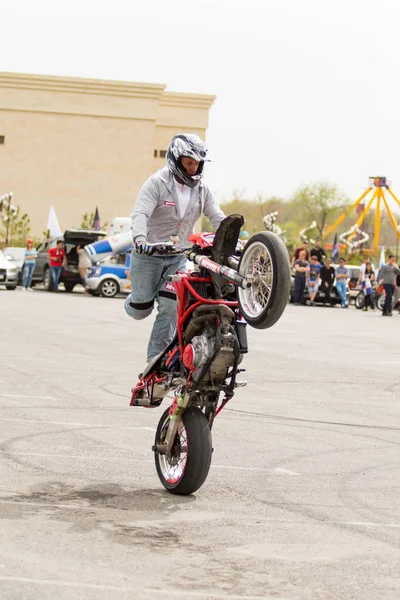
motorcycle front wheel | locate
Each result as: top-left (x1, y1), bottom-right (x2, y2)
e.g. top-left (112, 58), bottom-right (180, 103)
top-left (377, 294), bottom-right (388, 312)
top-left (355, 291), bottom-right (365, 309)
top-left (237, 231), bottom-right (291, 329)
top-left (154, 406), bottom-right (212, 495)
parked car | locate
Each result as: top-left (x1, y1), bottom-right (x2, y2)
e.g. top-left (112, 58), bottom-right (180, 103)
top-left (289, 266), bottom-right (350, 306)
top-left (347, 265), bottom-right (362, 299)
top-left (32, 229), bottom-right (106, 292)
top-left (3, 246), bottom-right (25, 285)
top-left (0, 250), bottom-right (18, 289)
top-left (86, 252), bottom-right (131, 298)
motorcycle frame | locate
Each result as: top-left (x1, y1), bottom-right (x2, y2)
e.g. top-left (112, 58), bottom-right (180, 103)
top-left (130, 251), bottom-right (246, 412)
top-left (173, 274), bottom-right (239, 355)
top-left (150, 268), bottom-right (243, 456)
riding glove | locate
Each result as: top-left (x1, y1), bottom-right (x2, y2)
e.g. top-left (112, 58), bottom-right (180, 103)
top-left (135, 240), bottom-right (154, 255)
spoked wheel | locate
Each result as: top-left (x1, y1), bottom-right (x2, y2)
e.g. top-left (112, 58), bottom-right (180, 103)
top-left (154, 406), bottom-right (212, 495)
top-left (377, 294), bottom-right (388, 312)
top-left (355, 291), bottom-right (365, 309)
top-left (237, 231), bottom-right (291, 329)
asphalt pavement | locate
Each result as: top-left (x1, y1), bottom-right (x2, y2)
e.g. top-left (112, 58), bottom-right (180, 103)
top-left (0, 286), bottom-right (400, 600)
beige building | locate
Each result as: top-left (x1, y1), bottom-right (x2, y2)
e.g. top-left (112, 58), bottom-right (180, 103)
top-left (0, 72), bottom-right (215, 236)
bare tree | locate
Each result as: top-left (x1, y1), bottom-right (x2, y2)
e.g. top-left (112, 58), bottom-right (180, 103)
top-left (291, 181), bottom-right (349, 238)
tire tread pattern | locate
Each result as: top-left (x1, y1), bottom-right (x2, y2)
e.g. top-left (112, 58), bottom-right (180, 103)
top-left (155, 406), bottom-right (212, 496)
top-left (238, 231), bottom-right (291, 329)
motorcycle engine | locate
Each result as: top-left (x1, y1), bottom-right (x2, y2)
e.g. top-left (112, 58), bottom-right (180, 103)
top-left (183, 306), bottom-right (238, 383)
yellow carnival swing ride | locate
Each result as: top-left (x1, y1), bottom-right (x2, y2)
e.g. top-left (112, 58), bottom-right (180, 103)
top-left (322, 177), bottom-right (400, 252)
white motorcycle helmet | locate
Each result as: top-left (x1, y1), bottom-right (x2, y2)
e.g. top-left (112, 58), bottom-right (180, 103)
top-left (166, 133), bottom-right (211, 188)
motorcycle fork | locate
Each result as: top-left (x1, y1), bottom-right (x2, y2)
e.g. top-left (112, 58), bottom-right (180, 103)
top-left (164, 391), bottom-right (190, 455)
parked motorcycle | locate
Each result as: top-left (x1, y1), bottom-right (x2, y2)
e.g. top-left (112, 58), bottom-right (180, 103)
top-left (130, 215), bottom-right (291, 495)
top-left (376, 293), bottom-right (399, 312)
top-left (354, 287), bottom-right (380, 310)
top-left (355, 286), bottom-right (399, 312)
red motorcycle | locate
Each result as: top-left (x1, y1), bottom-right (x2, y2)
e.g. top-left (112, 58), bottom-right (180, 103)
top-left (130, 215), bottom-right (290, 495)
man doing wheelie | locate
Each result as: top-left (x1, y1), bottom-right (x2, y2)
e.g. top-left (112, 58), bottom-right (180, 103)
top-left (124, 133), bottom-right (225, 367)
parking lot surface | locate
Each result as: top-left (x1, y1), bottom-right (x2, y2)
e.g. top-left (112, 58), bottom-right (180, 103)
top-left (0, 288), bottom-right (400, 599)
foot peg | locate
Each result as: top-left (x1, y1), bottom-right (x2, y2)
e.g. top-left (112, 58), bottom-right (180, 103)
top-left (130, 378), bottom-right (165, 407)
top-left (132, 397), bottom-right (162, 408)
top-left (235, 380), bottom-right (247, 388)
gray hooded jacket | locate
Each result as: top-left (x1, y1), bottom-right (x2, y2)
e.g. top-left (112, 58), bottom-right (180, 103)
top-left (379, 263), bottom-right (400, 285)
top-left (131, 166), bottom-right (225, 247)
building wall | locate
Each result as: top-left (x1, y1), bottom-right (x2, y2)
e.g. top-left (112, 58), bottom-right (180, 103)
top-left (0, 72), bottom-right (215, 236)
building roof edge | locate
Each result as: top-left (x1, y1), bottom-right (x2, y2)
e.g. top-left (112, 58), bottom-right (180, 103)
top-left (160, 91), bottom-right (216, 109)
top-left (0, 71), bottom-right (166, 100)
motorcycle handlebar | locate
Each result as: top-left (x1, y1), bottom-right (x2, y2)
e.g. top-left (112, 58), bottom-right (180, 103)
top-left (187, 251), bottom-right (251, 290)
top-left (145, 242), bottom-right (250, 289)
top-left (142, 242), bottom-right (182, 255)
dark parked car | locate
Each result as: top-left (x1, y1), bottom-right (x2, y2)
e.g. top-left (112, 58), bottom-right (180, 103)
top-left (32, 229), bottom-right (106, 292)
top-left (289, 267), bottom-right (350, 306)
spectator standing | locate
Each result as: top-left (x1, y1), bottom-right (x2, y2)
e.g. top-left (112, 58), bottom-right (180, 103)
top-left (357, 256), bottom-right (376, 285)
top-left (77, 245), bottom-right (92, 295)
top-left (395, 271), bottom-right (400, 314)
top-left (320, 257), bottom-right (335, 306)
top-left (22, 239), bottom-right (37, 291)
top-left (48, 240), bottom-right (66, 292)
top-left (362, 262), bottom-right (375, 311)
top-left (310, 240), bottom-right (326, 263)
top-left (293, 241), bottom-right (309, 264)
top-left (307, 255), bottom-right (322, 305)
top-left (293, 249), bottom-right (309, 305)
top-left (378, 255), bottom-right (400, 316)
top-left (335, 258), bottom-right (350, 308)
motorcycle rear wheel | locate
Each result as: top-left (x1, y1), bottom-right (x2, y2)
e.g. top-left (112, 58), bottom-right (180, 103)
top-left (154, 406), bottom-right (212, 495)
top-left (237, 231), bottom-right (291, 329)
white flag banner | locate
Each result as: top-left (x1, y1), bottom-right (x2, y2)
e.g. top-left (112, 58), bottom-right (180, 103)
top-left (377, 246), bottom-right (385, 281)
top-left (47, 205), bottom-right (62, 238)
top-left (379, 247), bottom-right (385, 269)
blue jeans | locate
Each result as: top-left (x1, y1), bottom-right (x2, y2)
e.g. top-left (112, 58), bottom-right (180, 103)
top-left (294, 276), bottom-right (306, 304)
top-left (125, 253), bottom-right (187, 362)
top-left (383, 283), bottom-right (395, 315)
top-left (23, 263), bottom-right (35, 288)
top-left (50, 266), bottom-right (62, 291)
top-left (336, 280), bottom-right (347, 306)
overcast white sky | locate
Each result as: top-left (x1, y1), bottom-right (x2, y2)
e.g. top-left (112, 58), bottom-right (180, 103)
top-left (3, 0), bottom-right (400, 208)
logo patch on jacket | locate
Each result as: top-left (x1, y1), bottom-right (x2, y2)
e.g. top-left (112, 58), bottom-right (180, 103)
top-left (164, 201), bottom-right (176, 207)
